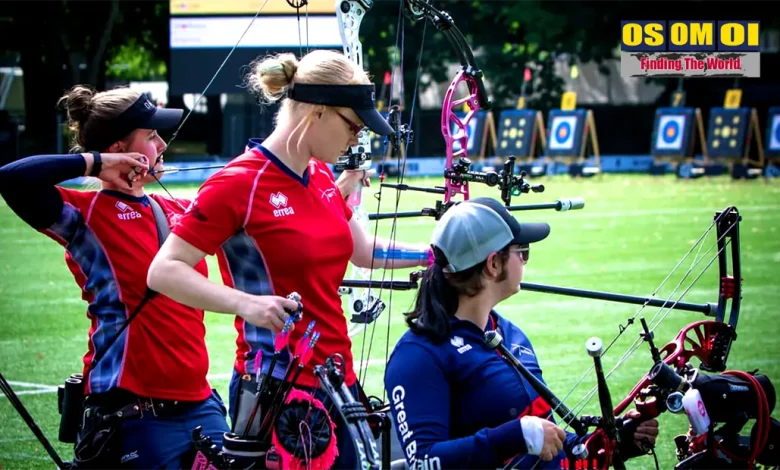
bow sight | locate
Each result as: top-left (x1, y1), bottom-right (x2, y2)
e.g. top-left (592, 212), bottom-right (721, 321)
top-left (376, 156), bottom-right (550, 221)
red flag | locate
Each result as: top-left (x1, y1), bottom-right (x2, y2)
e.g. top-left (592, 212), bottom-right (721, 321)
top-left (384, 71), bottom-right (391, 85)
top-left (524, 68), bottom-right (532, 82)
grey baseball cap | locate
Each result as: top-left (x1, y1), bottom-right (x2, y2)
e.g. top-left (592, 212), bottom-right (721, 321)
top-left (431, 197), bottom-right (550, 273)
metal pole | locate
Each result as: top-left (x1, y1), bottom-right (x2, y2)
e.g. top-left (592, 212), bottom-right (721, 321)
top-left (519, 282), bottom-right (715, 315)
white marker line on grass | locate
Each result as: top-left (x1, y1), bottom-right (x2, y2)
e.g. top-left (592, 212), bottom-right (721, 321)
top-left (0, 381), bottom-right (59, 399)
top-left (0, 452), bottom-right (53, 461)
top-left (0, 437), bottom-right (35, 443)
top-left (6, 381), bottom-right (57, 389)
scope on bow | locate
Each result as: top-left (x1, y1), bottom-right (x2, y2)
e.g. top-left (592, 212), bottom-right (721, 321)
top-left (443, 156), bottom-right (545, 207)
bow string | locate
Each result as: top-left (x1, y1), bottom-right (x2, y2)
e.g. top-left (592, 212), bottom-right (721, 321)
top-left (147, 2), bottom-right (747, 468)
top-left (513, 206), bottom-right (743, 470)
top-left (339, 3), bottom-right (747, 470)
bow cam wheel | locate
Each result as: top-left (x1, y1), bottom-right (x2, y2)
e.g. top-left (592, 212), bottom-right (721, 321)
top-left (286, 0), bottom-right (308, 9)
top-left (403, 0), bottom-right (428, 22)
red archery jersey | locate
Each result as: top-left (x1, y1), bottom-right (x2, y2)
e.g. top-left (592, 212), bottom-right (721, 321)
top-left (172, 141), bottom-right (356, 389)
top-left (42, 188), bottom-right (212, 401)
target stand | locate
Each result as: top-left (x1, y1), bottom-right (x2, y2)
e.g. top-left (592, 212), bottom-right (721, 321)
top-left (650, 105), bottom-right (708, 179)
top-left (489, 108), bottom-right (547, 177)
top-left (706, 89), bottom-right (765, 180)
top-left (542, 91), bottom-right (600, 178)
top-left (763, 106), bottom-right (780, 178)
top-left (450, 110), bottom-right (498, 162)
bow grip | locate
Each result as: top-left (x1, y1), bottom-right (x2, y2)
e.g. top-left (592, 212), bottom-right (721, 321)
top-left (614, 415), bottom-right (654, 462)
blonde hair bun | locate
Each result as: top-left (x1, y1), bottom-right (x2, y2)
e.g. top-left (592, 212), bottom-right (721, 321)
top-left (248, 53), bottom-right (299, 102)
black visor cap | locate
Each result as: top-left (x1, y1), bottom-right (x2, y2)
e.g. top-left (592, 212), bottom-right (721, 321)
top-left (287, 84), bottom-right (394, 136)
top-left (85, 93), bottom-right (183, 152)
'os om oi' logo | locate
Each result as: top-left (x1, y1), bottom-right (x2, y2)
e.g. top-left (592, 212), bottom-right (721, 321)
top-left (620, 21), bottom-right (760, 51)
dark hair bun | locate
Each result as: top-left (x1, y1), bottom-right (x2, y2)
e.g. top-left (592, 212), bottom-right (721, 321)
top-left (59, 85), bottom-right (96, 124)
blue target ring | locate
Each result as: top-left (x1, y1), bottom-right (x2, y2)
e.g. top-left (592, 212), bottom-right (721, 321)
top-left (662, 120), bottom-right (680, 143)
top-left (556, 122), bottom-right (571, 142)
top-left (774, 121), bottom-right (780, 145)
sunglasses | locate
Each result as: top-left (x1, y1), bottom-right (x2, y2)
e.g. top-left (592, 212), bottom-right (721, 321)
top-left (334, 111), bottom-right (366, 137)
top-left (509, 244), bottom-right (530, 262)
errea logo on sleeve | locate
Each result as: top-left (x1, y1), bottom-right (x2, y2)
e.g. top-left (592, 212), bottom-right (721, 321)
top-left (269, 192), bottom-right (295, 218)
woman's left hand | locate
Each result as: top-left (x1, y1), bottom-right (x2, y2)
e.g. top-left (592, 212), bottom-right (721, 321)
top-left (337, 168), bottom-right (376, 199)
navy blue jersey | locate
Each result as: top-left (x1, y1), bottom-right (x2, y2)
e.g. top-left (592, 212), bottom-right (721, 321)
top-left (384, 311), bottom-right (585, 469)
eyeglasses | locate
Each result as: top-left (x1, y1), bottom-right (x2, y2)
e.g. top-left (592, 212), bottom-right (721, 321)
top-left (334, 111), bottom-right (366, 137)
top-left (509, 245), bottom-right (530, 262)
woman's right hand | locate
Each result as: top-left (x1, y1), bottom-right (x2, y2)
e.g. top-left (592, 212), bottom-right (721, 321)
top-left (538, 420), bottom-right (566, 461)
top-left (521, 416), bottom-right (566, 461)
top-left (238, 295), bottom-right (301, 333)
top-left (85, 152), bottom-right (149, 188)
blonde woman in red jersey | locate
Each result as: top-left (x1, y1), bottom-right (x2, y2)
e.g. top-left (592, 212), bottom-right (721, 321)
top-left (0, 86), bottom-right (231, 468)
top-left (147, 49), bottom-right (431, 468)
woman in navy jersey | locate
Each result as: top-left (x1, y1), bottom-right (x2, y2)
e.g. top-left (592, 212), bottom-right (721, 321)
top-left (384, 197), bottom-right (660, 469)
top-left (147, 49), bottom-right (431, 468)
top-left (0, 85), bottom-right (230, 469)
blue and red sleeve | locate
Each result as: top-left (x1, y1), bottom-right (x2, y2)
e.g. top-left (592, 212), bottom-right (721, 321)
top-left (0, 154), bottom-right (86, 229)
top-left (384, 341), bottom-right (529, 469)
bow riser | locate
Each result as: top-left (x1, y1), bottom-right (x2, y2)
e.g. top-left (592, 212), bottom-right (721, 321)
top-left (441, 71), bottom-right (483, 203)
top-left (554, 207), bottom-right (744, 470)
top-left (336, 0), bottom-right (374, 208)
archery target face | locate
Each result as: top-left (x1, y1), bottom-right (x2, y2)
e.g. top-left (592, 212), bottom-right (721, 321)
top-left (549, 116), bottom-right (577, 151)
top-left (655, 115), bottom-right (685, 151)
top-left (452, 118), bottom-right (478, 152)
top-left (770, 115), bottom-right (780, 151)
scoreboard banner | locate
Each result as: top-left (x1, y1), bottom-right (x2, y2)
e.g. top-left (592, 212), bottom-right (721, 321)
top-left (651, 107), bottom-right (696, 158)
top-left (620, 20), bottom-right (761, 78)
top-left (170, 0), bottom-right (337, 15)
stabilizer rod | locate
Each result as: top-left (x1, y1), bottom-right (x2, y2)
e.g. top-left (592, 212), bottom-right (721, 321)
top-left (520, 282), bottom-right (716, 315)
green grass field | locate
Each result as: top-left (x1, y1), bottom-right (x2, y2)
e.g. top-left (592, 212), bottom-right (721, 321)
top-left (1, 174), bottom-right (779, 469)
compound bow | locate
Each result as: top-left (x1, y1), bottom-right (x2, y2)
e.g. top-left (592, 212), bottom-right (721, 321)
top-left (338, 0), bottom-right (587, 389)
top-left (332, 0), bottom-right (390, 340)
top-left (490, 205), bottom-right (751, 470)
top-left (337, 2), bottom-right (774, 470)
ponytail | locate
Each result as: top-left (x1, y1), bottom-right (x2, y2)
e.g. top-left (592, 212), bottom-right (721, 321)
top-left (404, 245), bottom-right (511, 343)
top-left (405, 259), bottom-right (458, 342)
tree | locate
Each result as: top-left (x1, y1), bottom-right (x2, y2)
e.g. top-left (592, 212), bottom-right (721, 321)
top-left (358, 1), bottom-right (629, 114)
top-left (105, 2), bottom-right (170, 83)
top-left (359, 1), bottom-right (780, 115)
top-left (3, 0), bottom-right (169, 156)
